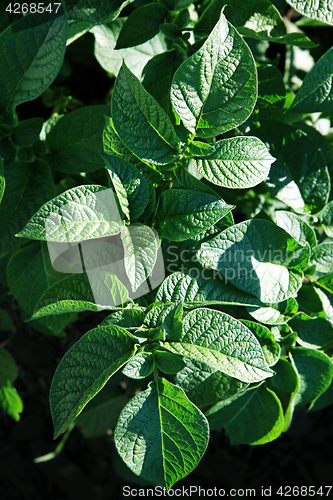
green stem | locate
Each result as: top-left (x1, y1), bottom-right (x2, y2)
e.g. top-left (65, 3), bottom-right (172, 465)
top-left (34, 422), bottom-right (75, 463)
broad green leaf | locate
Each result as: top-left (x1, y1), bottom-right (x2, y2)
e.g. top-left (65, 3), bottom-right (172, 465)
top-left (287, 1), bottom-right (333, 26)
top-left (161, 308), bottom-right (273, 383)
top-left (45, 106), bottom-right (110, 173)
top-left (155, 270), bottom-right (263, 307)
top-left (75, 383), bottom-right (129, 438)
top-left (121, 225), bottom-right (159, 293)
top-left (101, 306), bottom-right (146, 328)
top-left (289, 46), bottom-right (333, 113)
top-left (66, 0), bottom-right (131, 44)
top-left (319, 201), bottom-right (333, 238)
top-left (112, 63), bottom-right (180, 166)
top-left (290, 347), bottom-right (333, 409)
top-left (32, 272), bottom-right (129, 318)
top-left (197, 219), bottom-right (309, 303)
top-left (16, 185), bottom-right (124, 243)
top-left (142, 50), bottom-right (184, 118)
top-left (0, 159), bottom-right (55, 255)
top-left (0, 9), bottom-right (67, 118)
top-left (156, 189), bottom-right (233, 241)
top-left (296, 122), bottom-right (333, 175)
top-left (309, 377), bottom-right (333, 412)
top-left (246, 301), bottom-right (295, 325)
top-left (314, 287), bottom-right (333, 323)
top-left (257, 64), bottom-right (286, 108)
top-left (0, 309), bottom-right (14, 331)
top-left (315, 273), bottom-right (333, 294)
top-left (207, 385), bottom-right (284, 445)
top-left (238, 28), bottom-right (316, 48)
top-left (115, 3), bottom-right (168, 49)
top-left (102, 153), bottom-right (149, 221)
top-left (11, 118), bottom-right (44, 147)
top-left (122, 351), bottom-right (155, 379)
top-left (144, 302), bottom-right (179, 329)
top-left (254, 121), bottom-right (330, 213)
top-left (190, 136), bottom-right (275, 189)
top-left (0, 346), bottom-right (23, 421)
top-left (50, 324), bottom-right (138, 438)
top-left (271, 358), bottom-right (299, 394)
top-left (171, 14), bottom-right (257, 138)
top-left (0, 155), bottom-right (4, 203)
top-left (311, 243), bottom-right (333, 273)
top-left (289, 312), bottom-right (333, 350)
top-left (275, 211), bottom-right (317, 248)
top-left (92, 19), bottom-right (168, 79)
top-left (114, 377), bottom-right (209, 489)
top-left (240, 320), bottom-right (280, 366)
top-left (176, 357), bottom-right (248, 406)
top-left (6, 242), bottom-right (76, 336)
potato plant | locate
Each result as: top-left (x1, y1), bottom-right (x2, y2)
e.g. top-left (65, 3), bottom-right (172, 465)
top-left (1, 0), bottom-right (333, 490)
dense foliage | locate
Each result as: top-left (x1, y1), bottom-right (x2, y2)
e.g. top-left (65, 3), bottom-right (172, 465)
top-left (1, 0), bottom-right (333, 490)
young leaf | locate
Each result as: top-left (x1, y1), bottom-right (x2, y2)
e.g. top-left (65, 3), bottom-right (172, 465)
top-left (114, 377), bottom-right (209, 489)
top-left (50, 325), bottom-right (138, 438)
top-left (156, 189), bottom-right (234, 241)
top-left (16, 185), bottom-right (124, 243)
top-left (154, 350), bottom-right (185, 374)
top-left (197, 219), bottom-right (309, 303)
top-left (289, 312), bottom-right (333, 350)
top-left (0, 159), bottom-right (55, 255)
top-left (289, 46), bottom-right (333, 113)
top-left (287, 0), bottom-right (333, 26)
top-left (0, 346), bottom-right (23, 421)
top-left (121, 225), bottom-right (159, 292)
top-left (206, 385), bottom-right (284, 445)
top-left (190, 136), bottom-right (275, 189)
top-left (0, 8), bottom-right (67, 118)
top-left (112, 62), bottom-right (180, 165)
top-left (254, 121), bottom-right (330, 213)
top-left (161, 308), bottom-right (274, 383)
top-left (102, 153), bottom-right (150, 221)
top-left (290, 347), bottom-right (333, 409)
top-left (45, 106), bottom-right (110, 173)
top-left (101, 306), bottom-right (146, 328)
top-left (240, 320), bottom-right (280, 367)
top-left (171, 14), bottom-right (257, 138)
top-left (115, 3), bottom-right (168, 49)
top-left (122, 351), bottom-right (155, 379)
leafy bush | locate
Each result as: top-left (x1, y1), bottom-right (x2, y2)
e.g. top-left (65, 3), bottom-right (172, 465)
top-left (1, 0), bottom-right (333, 490)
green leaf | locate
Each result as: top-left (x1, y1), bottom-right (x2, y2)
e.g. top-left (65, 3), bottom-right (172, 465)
top-left (289, 312), bottom-right (333, 350)
top-left (115, 3), bottom-right (168, 49)
top-left (122, 351), bottom-right (155, 379)
top-left (190, 136), bottom-right (275, 189)
top-left (240, 320), bottom-right (280, 367)
top-left (154, 350), bottom-right (185, 374)
top-left (0, 159), bottom-right (55, 255)
top-left (102, 153), bottom-right (149, 221)
top-left (311, 243), bottom-right (333, 273)
top-left (246, 301), bottom-right (295, 325)
top-left (287, 0), bottom-right (333, 26)
top-left (319, 201), bottom-right (333, 238)
top-left (0, 346), bottom-right (23, 421)
top-left (206, 385), bottom-right (284, 445)
top-left (238, 28), bottom-right (317, 48)
top-left (197, 219), bottom-right (309, 303)
top-left (11, 118), bottom-right (44, 147)
top-left (0, 309), bottom-right (14, 331)
top-left (254, 121), bottom-right (330, 213)
top-left (121, 225), bottom-right (159, 292)
top-left (290, 347), bottom-right (333, 409)
top-left (32, 272), bottom-right (129, 318)
top-left (271, 358), bottom-right (299, 394)
top-left (314, 288), bottom-right (333, 323)
top-left (16, 185), bottom-right (124, 243)
top-left (176, 358), bottom-right (248, 406)
top-left (171, 14), bottom-right (257, 138)
top-left (101, 306), bottom-right (146, 328)
top-left (156, 189), bottom-right (233, 241)
top-left (315, 273), bottom-right (333, 294)
top-left (161, 308), bottom-right (273, 383)
top-left (257, 64), bottom-right (286, 108)
top-left (92, 19), bottom-right (168, 79)
top-left (45, 106), bottom-right (110, 173)
top-left (142, 50), bottom-right (184, 118)
top-left (114, 377), bottom-right (209, 489)
top-left (6, 242), bottom-right (76, 336)
top-left (289, 46), bottom-right (333, 113)
top-left (112, 63), bottom-right (180, 166)
top-left (309, 377), bottom-right (333, 412)
top-left (155, 270), bottom-right (263, 307)
top-left (0, 8), bottom-right (67, 118)
top-left (275, 211), bottom-right (317, 248)
top-left (0, 155), bottom-right (4, 204)
top-left (51, 324), bottom-right (138, 438)
top-left (75, 383), bottom-right (130, 438)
